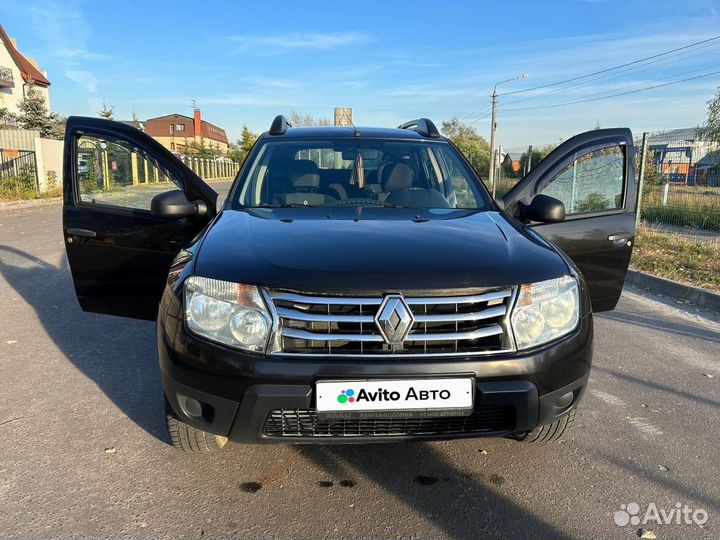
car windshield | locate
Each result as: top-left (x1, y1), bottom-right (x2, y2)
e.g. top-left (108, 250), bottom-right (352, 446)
top-left (233, 139), bottom-right (491, 210)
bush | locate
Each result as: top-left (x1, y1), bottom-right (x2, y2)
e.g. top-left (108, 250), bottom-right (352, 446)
top-left (576, 193), bottom-right (611, 213)
top-left (0, 164), bottom-right (38, 200)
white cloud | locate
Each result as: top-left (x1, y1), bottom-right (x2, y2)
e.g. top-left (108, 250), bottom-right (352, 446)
top-left (236, 76), bottom-right (298, 89)
top-left (56, 48), bottom-right (111, 60)
top-left (65, 70), bottom-right (99, 93)
top-left (228, 31), bottom-right (369, 53)
top-left (27, 0), bottom-right (109, 61)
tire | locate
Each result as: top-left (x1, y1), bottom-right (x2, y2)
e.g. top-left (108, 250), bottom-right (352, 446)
top-left (512, 408), bottom-right (576, 443)
top-left (164, 396), bottom-right (228, 453)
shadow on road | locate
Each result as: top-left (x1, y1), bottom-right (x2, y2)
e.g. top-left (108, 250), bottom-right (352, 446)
top-left (0, 244), bottom-right (167, 442)
top-left (595, 451), bottom-right (720, 512)
top-left (300, 444), bottom-right (572, 540)
top-left (598, 310), bottom-right (719, 344)
top-left (593, 365), bottom-right (720, 410)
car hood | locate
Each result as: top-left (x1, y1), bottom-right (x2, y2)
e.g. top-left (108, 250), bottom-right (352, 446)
top-left (193, 208), bottom-right (570, 292)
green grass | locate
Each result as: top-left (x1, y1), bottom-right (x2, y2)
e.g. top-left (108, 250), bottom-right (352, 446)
top-left (642, 204), bottom-right (720, 231)
top-left (641, 184), bottom-right (720, 231)
top-left (631, 226), bottom-right (720, 292)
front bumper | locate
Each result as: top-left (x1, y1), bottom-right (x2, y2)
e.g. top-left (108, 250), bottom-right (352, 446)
top-left (158, 305), bottom-right (593, 443)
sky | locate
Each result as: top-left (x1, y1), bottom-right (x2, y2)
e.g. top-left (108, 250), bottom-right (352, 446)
top-left (2, 0), bottom-right (720, 148)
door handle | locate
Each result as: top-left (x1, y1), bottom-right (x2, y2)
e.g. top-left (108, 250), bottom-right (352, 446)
top-left (66, 228), bottom-right (97, 238)
top-left (608, 233), bottom-right (631, 246)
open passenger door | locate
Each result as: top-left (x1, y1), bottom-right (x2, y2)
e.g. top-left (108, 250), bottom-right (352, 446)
top-left (62, 117), bottom-right (218, 320)
top-left (503, 128), bottom-right (637, 312)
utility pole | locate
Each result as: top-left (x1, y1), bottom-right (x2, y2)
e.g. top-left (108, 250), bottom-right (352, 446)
top-left (488, 89), bottom-right (498, 198)
top-left (488, 74), bottom-right (528, 199)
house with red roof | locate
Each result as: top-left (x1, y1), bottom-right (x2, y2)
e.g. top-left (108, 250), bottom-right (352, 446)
top-left (0, 23), bottom-right (51, 120)
top-left (145, 109), bottom-right (230, 155)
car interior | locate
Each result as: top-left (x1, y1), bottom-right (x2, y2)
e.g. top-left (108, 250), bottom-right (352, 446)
top-left (237, 141), bottom-right (486, 209)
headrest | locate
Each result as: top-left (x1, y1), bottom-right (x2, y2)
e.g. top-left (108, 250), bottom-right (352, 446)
top-left (290, 159), bottom-right (319, 177)
top-left (292, 173), bottom-right (320, 189)
top-left (381, 162), bottom-right (413, 192)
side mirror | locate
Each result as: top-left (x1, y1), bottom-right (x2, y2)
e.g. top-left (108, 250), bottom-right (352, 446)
top-left (519, 194), bottom-right (566, 223)
top-left (151, 190), bottom-right (206, 219)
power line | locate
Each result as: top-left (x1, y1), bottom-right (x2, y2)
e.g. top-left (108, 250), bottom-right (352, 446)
top-left (463, 105), bottom-right (492, 123)
top-left (499, 40), bottom-right (720, 108)
top-left (455, 34), bottom-right (720, 121)
top-left (500, 69), bottom-right (720, 112)
top-left (501, 34), bottom-right (720, 96)
top-left (502, 61), bottom-right (720, 110)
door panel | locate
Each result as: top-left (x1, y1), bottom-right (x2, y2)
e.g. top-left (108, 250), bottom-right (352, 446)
top-left (503, 128), bottom-right (637, 312)
top-left (63, 117), bottom-right (217, 320)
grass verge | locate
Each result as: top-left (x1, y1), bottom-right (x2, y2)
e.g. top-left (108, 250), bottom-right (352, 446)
top-left (631, 225), bottom-right (720, 292)
top-left (0, 186), bottom-right (62, 201)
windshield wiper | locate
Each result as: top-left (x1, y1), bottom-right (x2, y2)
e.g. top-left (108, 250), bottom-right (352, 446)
top-left (266, 203), bottom-right (321, 208)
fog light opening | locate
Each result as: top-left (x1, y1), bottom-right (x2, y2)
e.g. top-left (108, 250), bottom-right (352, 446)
top-left (554, 391), bottom-right (575, 411)
top-left (177, 394), bottom-right (214, 424)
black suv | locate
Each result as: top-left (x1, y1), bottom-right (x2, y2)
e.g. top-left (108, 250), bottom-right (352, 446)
top-left (62, 116), bottom-right (636, 452)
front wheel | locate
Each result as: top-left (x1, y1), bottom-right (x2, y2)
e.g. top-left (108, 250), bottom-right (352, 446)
top-left (164, 396), bottom-right (228, 453)
top-left (511, 408), bottom-right (576, 443)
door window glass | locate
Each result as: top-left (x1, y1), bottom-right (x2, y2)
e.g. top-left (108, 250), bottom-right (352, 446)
top-left (539, 146), bottom-right (624, 215)
top-left (76, 134), bottom-right (180, 210)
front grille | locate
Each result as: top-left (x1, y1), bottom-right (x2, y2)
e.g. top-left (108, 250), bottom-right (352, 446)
top-left (263, 406), bottom-right (515, 437)
top-left (266, 288), bottom-right (515, 356)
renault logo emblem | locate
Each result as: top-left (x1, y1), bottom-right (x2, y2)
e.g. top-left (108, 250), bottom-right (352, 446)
top-left (375, 294), bottom-right (414, 345)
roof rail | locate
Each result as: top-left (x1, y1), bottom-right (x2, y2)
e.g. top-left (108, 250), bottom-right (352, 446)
top-left (398, 118), bottom-right (440, 138)
top-left (269, 115), bottom-right (292, 135)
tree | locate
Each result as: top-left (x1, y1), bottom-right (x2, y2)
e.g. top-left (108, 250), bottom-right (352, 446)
top-left (703, 86), bottom-right (720, 143)
top-left (0, 106), bottom-right (15, 128)
top-left (98, 100), bottom-right (114, 119)
top-left (440, 118), bottom-right (490, 177)
top-left (227, 125), bottom-right (259, 163)
top-left (129, 110), bottom-right (143, 130)
top-left (519, 144), bottom-right (556, 175)
top-left (287, 110), bottom-right (331, 127)
top-left (636, 145), bottom-right (661, 199)
top-left (183, 138), bottom-right (221, 158)
top-left (16, 82), bottom-right (62, 138)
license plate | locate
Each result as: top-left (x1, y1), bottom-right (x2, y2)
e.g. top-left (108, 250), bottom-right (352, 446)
top-left (316, 378), bottom-right (474, 415)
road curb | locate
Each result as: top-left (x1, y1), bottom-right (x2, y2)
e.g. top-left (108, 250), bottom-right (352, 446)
top-left (625, 269), bottom-right (720, 312)
top-left (0, 197), bottom-right (62, 210)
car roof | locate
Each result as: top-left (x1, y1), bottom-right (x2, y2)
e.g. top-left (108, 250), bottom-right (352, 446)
top-left (260, 126), bottom-right (448, 141)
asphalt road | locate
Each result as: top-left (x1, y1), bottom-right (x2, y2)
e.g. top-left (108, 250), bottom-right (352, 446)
top-left (1, 200), bottom-right (719, 540)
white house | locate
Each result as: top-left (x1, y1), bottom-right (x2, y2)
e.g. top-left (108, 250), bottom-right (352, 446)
top-left (0, 23), bottom-right (51, 119)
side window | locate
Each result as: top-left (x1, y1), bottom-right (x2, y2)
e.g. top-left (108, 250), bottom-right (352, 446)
top-left (76, 134), bottom-right (180, 211)
top-left (436, 147), bottom-right (482, 209)
top-left (539, 145), bottom-right (624, 215)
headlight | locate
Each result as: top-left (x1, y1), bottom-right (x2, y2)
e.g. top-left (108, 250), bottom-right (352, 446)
top-left (184, 276), bottom-right (271, 352)
top-left (510, 275), bottom-right (579, 350)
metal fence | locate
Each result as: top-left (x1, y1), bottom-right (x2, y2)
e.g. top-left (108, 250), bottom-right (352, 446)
top-left (636, 129), bottom-right (720, 244)
top-left (0, 148), bottom-right (39, 189)
top-left (176, 155), bottom-right (241, 181)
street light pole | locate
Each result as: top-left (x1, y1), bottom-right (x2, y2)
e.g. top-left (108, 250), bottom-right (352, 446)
top-left (488, 74), bottom-right (528, 199)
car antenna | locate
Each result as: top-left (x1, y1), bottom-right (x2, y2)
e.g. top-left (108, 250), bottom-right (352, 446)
top-left (348, 119), bottom-right (360, 137)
